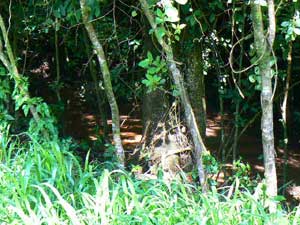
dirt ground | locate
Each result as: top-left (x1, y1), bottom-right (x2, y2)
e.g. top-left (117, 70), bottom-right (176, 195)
top-left (60, 87), bottom-right (300, 187)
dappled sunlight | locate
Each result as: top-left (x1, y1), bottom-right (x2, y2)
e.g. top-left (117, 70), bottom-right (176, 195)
top-left (206, 127), bottom-right (219, 137)
top-left (253, 164), bottom-right (265, 173)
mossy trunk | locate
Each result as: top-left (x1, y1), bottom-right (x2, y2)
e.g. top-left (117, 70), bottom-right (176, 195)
top-left (80, 0), bottom-right (125, 167)
top-left (251, 0), bottom-right (277, 210)
top-left (186, 42), bottom-right (206, 139)
top-left (142, 89), bottom-right (169, 146)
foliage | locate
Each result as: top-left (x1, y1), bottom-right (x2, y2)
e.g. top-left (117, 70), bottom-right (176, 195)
top-left (0, 0), bottom-right (300, 223)
top-left (139, 52), bottom-right (167, 93)
top-left (0, 134), bottom-right (299, 224)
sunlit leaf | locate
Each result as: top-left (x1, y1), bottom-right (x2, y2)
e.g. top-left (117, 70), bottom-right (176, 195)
top-left (294, 27), bottom-right (300, 35)
top-left (175, 0), bottom-right (188, 5)
top-left (165, 6), bottom-right (180, 22)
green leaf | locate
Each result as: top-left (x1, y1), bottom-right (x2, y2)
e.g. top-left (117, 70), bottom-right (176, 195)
top-left (281, 21), bottom-right (290, 27)
top-left (5, 114), bottom-right (14, 121)
top-left (148, 67), bottom-right (157, 74)
top-left (94, 6), bottom-right (101, 17)
top-left (155, 17), bottom-right (164, 25)
top-left (156, 8), bottom-right (164, 18)
top-left (153, 75), bottom-right (161, 82)
top-left (138, 59), bottom-right (149, 68)
top-left (0, 67), bottom-right (6, 76)
top-left (22, 104), bottom-right (30, 117)
top-left (142, 79), bottom-right (150, 86)
top-left (147, 51), bottom-right (153, 62)
top-left (172, 89), bottom-right (180, 97)
top-left (53, 10), bottom-right (61, 18)
top-left (146, 74), bottom-right (153, 81)
top-left (209, 14), bottom-right (215, 23)
top-left (156, 27), bottom-right (166, 40)
top-left (254, 66), bottom-right (260, 75)
top-left (249, 74), bottom-right (256, 83)
top-left (273, 195), bottom-right (286, 202)
top-left (131, 10), bottom-right (137, 17)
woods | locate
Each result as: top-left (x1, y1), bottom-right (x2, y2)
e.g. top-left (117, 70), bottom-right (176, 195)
top-left (0, 0), bottom-right (300, 224)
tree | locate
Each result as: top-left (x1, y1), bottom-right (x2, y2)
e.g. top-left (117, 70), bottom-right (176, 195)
top-left (250, 0), bottom-right (277, 210)
top-left (0, 14), bottom-right (52, 139)
top-left (139, 0), bottom-right (207, 188)
top-left (80, 0), bottom-right (125, 167)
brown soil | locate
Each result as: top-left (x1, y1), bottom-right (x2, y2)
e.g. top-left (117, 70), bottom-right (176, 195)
top-left (60, 87), bottom-right (300, 187)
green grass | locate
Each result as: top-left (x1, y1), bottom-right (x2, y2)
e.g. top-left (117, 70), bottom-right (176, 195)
top-left (0, 132), bottom-right (299, 224)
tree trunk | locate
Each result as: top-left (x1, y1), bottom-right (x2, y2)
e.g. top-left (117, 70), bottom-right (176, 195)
top-left (0, 14), bottom-right (50, 139)
top-left (282, 41), bottom-right (293, 193)
top-left (142, 89), bottom-right (169, 147)
top-left (251, 0), bottom-right (277, 210)
top-left (139, 0), bottom-right (207, 188)
top-left (186, 41), bottom-right (206, 139)
top-left (54, 18), bottom-right (61, 102)
top-left (232, 2), bottom-right (245, 163)
top-left (82, 30), bottom-right (109, 138)
top-left (80, 0), bottom-right (125, 167)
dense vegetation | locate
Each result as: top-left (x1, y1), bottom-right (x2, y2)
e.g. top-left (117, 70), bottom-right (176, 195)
top-left (0, 0), bottom-right (300, 224)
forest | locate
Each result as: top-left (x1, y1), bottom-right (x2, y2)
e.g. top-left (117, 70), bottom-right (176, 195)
top-left (0, 0), bottom-right (300, 224)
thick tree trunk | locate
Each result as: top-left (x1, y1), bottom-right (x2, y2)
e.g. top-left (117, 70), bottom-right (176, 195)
top-left (139, 0), bottom-right (207, 188)
top-left (251, 0), bottom-right (277, 210)
top-left (186, 42), bottom-right (206, 139)
top-left (142, 89), bottom-right (169, 146)
top-left (80, 0), bottom-right (125, 167)
top-left (141, 23), bottom-right (169, 148)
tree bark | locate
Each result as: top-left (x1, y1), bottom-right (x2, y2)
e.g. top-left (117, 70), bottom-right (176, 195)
top-left (251, 0), bottom-right (277, 210)
top-left (80, 0), bottom-right (125, 167)
top-left (139, 0), bottom-right (207, 188)
top-left (186, 42), bottom-right (206, 139)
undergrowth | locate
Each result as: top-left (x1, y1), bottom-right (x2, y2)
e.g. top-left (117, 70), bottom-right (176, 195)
top-left (0, 129), bottom-right (299, 225)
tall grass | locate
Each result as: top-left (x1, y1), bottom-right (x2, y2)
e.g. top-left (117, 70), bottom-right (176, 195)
top-left (0, 132), bottom-right (299, 224)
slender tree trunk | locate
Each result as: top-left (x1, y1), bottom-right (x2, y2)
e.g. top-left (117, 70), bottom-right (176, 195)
top-left (54, 18), bottom-right (61, 102)
top-left (0, 14), bottom-right (49, 139)
top-left (282, 41), bottom-right (293, 193)
top-left (80, 0), bottom-right (125, 167)
top-left (139, 0), bottom-right (207, 188)
top-left (82, 31), bottom-right (109, 138)
top-left (251, 0), bottom-right (277, 210)
top-left (232, 2), bottom-right (245, 163)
